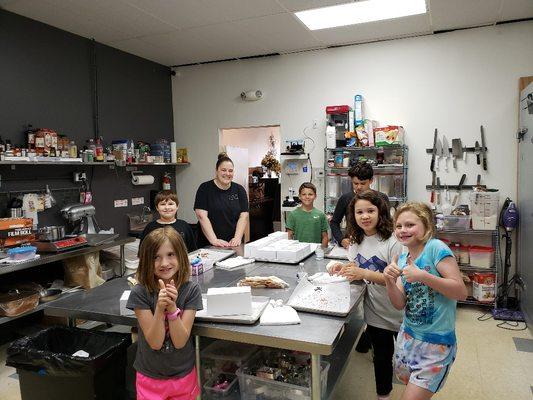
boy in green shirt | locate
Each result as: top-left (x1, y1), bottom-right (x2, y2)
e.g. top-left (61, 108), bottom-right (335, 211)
top-left (286, 182), bottom-right (329, 247)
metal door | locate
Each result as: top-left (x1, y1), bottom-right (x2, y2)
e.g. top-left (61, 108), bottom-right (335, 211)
top-left (518, 80), bottom-right (533, 329)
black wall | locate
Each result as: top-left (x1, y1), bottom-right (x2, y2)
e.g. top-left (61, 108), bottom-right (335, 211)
top-left (0, 9), bottom-right (175, 235)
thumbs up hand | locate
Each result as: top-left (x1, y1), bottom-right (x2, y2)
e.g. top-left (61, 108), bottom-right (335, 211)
top-left (402, 256), bottom-right (425, 284)
top-left (383, 255), bottom-right (402, 286)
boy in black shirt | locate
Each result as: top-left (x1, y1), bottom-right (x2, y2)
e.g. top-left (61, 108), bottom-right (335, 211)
top-left (140, 190), bottom-right (197, 252)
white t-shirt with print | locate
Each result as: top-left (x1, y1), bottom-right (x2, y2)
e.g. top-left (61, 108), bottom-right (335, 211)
top-left (348, 234), bottom-right (404, 332)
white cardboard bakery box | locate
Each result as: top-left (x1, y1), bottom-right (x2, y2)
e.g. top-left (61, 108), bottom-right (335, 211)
top-left (206, 286), bottom-right (252, 316)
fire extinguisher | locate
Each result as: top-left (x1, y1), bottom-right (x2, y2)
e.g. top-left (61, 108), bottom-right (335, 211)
top-left (162, 173), bottom-right (171, 190)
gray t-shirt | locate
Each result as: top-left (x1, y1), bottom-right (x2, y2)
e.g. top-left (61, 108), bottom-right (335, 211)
top-left (348, 234), bottom-right (404, 332)
top-left (126, 281), bottom-right (203, 379)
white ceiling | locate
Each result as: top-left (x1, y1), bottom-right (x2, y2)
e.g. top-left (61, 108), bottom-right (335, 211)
top-left (1, 0), bottom-right (532, 66)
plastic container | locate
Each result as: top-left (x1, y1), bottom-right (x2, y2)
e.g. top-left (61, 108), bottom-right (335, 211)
top-left (443, 215), bottom-right (470, 231)
top-left (458, 245), bottom-right (470, 265)
top-left (237, 349), bottom-right (330, 400)
top-left (203, 372), bottom-right (239, 399)
top-left (468, 246), bottom-right (494, 268)
top-left (201, 340), bottom-right (258, 383)
top-left (0, 290), bottom-right (40, 317)
top-left (470, 190), bottom-right (499, 230)
top-left (6, 327), bottom-right (131, 400)
top-left (472, 272), bottom-right (496, 302)
top-left (7, 245), bottom-right (37, 261)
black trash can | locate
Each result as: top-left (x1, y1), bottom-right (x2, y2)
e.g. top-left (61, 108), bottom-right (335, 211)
top-left (6, 326), bottom-right (131, 400)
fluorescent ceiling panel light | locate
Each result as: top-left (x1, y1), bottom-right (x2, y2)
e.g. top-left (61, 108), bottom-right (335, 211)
top-left (295, 0), bottom-right (427, 30)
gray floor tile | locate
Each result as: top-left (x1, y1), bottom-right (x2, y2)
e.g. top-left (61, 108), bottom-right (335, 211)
top-left (513, 337), bottom-right (533, 353)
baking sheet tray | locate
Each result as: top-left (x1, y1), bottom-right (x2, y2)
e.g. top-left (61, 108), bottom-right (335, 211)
top-left (188, 248), bottom-right (235, 264)
top-left (287, 279), bottom-right (365, 317)
top-left (325, 245), bottom-right (349, 260)
top-left (195, 295), bottom-right (269, 324)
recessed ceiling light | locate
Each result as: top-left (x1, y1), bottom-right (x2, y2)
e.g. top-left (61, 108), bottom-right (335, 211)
top-left (295, 0), bottom-right (427, 31)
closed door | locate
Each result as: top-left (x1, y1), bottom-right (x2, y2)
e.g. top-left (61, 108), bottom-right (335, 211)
top-left (518, 79), bottom-right (533, 328)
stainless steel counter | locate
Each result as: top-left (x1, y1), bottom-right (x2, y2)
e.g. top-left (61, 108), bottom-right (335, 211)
top-left (44, 255), bottom-right (365, 399)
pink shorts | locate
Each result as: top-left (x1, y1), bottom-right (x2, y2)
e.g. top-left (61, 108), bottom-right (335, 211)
top-left (136, 368), bottom-right (200, 400)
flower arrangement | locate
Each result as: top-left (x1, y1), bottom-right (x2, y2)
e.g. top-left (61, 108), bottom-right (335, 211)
top-left (261, 151), bottom-right (281, 173)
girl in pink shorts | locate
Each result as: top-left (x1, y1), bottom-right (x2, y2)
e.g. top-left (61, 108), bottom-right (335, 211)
top-left (127, 227), bottom-right (204, 400)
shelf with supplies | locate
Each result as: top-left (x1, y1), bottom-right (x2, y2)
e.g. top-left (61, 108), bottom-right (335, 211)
top-left (436, 228), bottom-right (500, 307)
top-left (323, 145), bottom-right (408, 215)
top-left (0, 160), bottom-right (190, 169)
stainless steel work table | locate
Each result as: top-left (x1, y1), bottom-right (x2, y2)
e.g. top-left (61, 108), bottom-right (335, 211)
top-left (44, 256), bottom-right (365, 399)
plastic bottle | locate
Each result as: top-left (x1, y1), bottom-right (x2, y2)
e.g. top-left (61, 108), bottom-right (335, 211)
top-left (326, 124), bottom-right (336, 149)
top-left (69, 141), bottom-right (78, 158)
top-left (95, 138), bottom-right (104, 162)
top-left (315, 246), bottom-right (324, 261)
top-left (162, 173), bottom-right (171, 190)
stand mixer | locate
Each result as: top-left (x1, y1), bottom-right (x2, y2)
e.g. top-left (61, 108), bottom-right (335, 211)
top-left (60, 203), bottom-right (100, 235)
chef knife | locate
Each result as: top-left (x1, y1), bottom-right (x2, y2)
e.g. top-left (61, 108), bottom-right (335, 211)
top-left (474, 141), bottom-right (481, 165)
top-left (451, 138), bottom-right (462, 169)
top-left (430, 128), bottom-right (438, 172)
top-left (442, 135), bottom-right (450, 172)
top-left (452, 174), bottom-right (466, 206)
top-left (480, 125), bottom-right (487, 171)
top-left (435, 137), bottom-right (443, 171)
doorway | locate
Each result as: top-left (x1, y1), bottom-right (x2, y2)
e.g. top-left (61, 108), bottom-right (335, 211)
top-left (220, 126), bottom-right (281, 242)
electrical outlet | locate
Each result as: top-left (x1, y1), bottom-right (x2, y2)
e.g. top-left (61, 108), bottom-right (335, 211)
top-left (313, 119), bottom-right (318, 129)
top-left (73, 172), bottom-right (86, 182)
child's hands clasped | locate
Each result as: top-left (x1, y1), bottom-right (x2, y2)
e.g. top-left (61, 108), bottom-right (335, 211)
top-left (328, 262), bottom-right (344, 275)
top-left (158, 279), bottom-right (178, 313)
top-left (383, 255), bottom-right (402, 285)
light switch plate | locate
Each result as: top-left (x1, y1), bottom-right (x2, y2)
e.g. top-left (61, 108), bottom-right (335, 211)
top-left (114, 199), bottom-right (128, 207)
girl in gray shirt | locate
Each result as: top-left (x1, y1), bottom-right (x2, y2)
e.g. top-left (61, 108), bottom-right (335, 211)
top-left (127, 227), bottom-right (203, 399)
top-left (329, 190), bottom-right (403, 400)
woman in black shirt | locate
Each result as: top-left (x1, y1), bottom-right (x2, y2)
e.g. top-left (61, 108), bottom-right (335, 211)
top-left (194, 153), bottom-right (249, 247)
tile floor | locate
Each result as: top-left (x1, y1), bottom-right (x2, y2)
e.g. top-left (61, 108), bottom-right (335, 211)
top-left (0, 307), bottom-right (532, 400)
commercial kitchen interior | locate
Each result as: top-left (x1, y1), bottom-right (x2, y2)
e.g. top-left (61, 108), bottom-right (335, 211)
top-left (1, 1), bottom-right (533, 399)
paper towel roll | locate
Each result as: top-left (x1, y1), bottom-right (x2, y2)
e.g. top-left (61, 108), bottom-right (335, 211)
top-left (170, 142), bottom-right (177, 163)
top-left (132, 175), bottom-right (155, 185)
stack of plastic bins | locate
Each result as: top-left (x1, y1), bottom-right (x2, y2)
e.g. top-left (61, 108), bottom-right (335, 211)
top-left (237, 348), bottom-right (330, 400)
top-left (201, 340), bottom-right (258, 388)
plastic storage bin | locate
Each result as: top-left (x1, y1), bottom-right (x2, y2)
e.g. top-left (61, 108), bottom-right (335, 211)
top-left (469, 246), bottom-right (494, 268)
top-left (6, 326), bottom-right (131, 400)
top-left (443, 215), bottom-right (471, 231)
top-left (470, 191), bottom-right (499, 230)
top-left (203, 372), bottom-right (239, 399)
top-left (237, 349), bottom-right (330, 400)
top-left (7, 245), bottom-right (37, 261)
top-left (201, 340), bottom-right (258, 383)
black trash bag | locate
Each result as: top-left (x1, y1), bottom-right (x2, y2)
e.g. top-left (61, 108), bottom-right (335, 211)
top-left (6, 326), bottom-right (131, 377)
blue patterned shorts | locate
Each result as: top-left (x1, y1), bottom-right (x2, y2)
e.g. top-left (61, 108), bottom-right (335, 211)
top-left (394, 327), bottom-right (457, 393)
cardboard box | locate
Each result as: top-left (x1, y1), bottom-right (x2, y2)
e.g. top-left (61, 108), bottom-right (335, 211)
top-left (206, 286), bottom-right (252, 316)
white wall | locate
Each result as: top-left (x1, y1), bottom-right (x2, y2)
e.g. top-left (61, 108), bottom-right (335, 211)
top-left (173, 21), bottom-right (533, 224)
top-left (220, 126), bottom-right (280, 168)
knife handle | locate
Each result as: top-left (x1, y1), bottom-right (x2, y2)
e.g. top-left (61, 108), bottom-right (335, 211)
top-left (430, 158), bottom-right (435, 172)
top-left (482, 156), bottom-right (487, 171)
top-left (430, 190), bottom-right (435, 204)
top-left (476, 153), bottom-right (480, 164)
